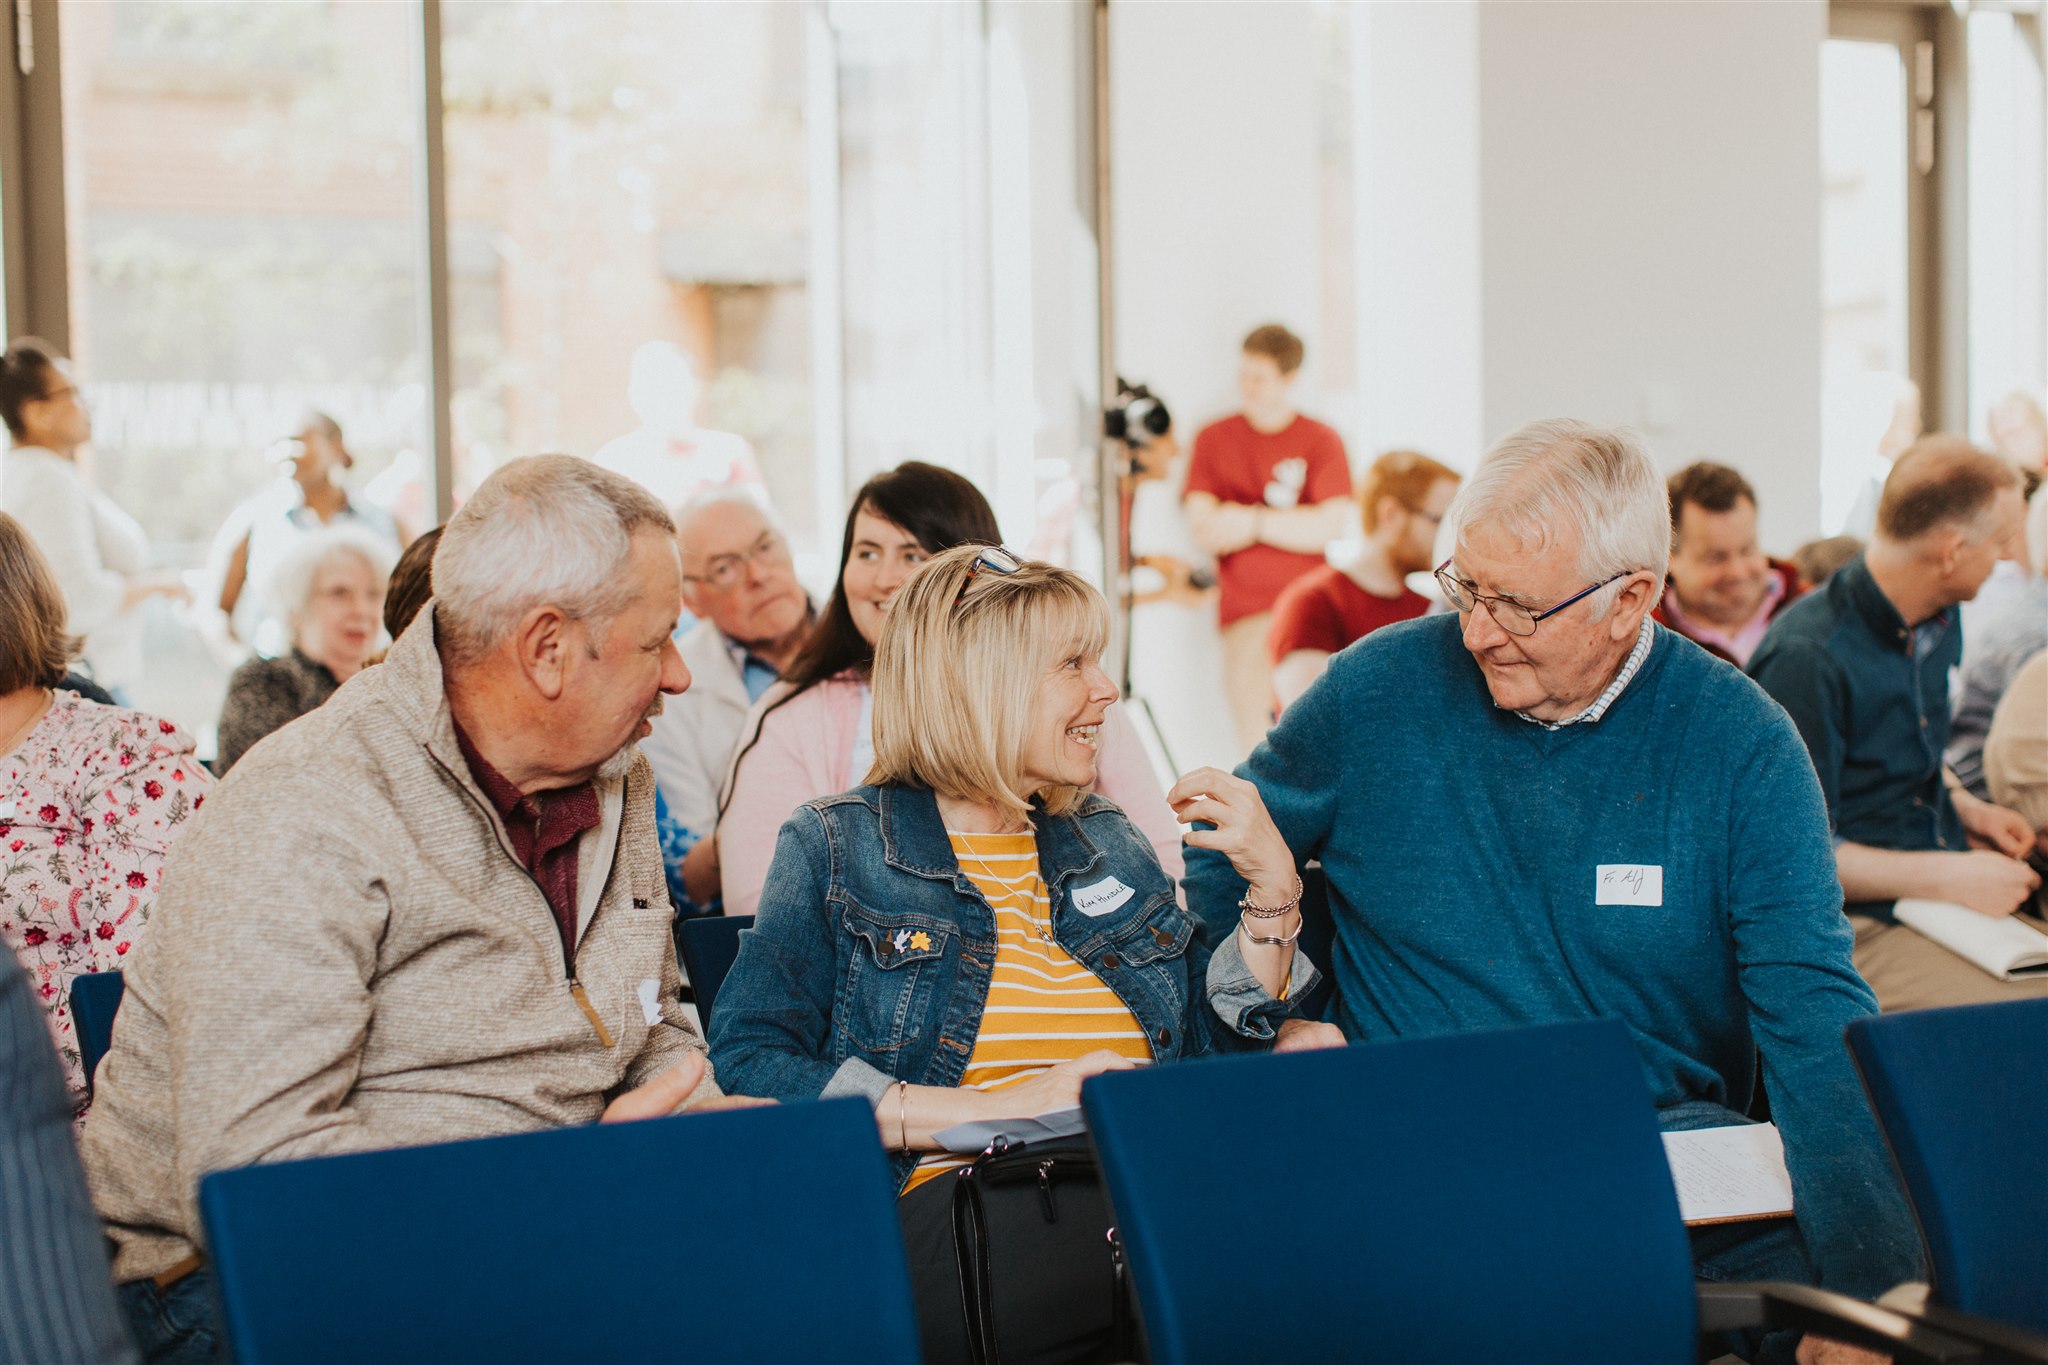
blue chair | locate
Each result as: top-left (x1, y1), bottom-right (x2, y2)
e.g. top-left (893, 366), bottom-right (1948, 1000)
top-left (1848, 999), bottom-right (2048, 1360)
top-left (1082, 1018), bottom-right (1964, 1365)
top-left (199, 1096), bottom-right (921, 1365)
top-left (677, 913), bottom-right (751, 1027)
top-left (68, 971), bottom-right (124, 1100)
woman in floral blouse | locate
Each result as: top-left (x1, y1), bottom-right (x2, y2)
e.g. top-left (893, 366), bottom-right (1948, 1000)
top-left (0, 511), bottom-right (210, 1115)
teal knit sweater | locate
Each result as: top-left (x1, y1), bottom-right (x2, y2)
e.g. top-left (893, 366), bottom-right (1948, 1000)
top-left (1184, 615), bottom-right (1918, 1299)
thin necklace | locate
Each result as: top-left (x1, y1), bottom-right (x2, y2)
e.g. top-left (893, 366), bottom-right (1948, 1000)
top-left (953, 832), bottom-right (1055, 945)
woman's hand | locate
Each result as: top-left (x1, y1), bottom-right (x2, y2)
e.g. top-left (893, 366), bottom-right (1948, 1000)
top-left (985, 1050), bottom-right (1139, 1118)
top-left (1167, 767), bottom-right (1296, 906)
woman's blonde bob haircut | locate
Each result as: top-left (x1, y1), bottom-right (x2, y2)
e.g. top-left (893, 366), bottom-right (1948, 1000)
top-left (868, 544), bottom-right (1110, 822)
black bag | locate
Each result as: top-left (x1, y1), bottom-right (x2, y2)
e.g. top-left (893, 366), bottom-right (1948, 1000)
top-left (949, 1136), bottom-right (1137, 1365)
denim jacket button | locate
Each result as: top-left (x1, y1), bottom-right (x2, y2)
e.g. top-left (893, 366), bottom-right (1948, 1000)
top-left (1101, 952), bottom-right (1120, 970)
top-left (1150, 926), bottom-right (1173, 948)
top-left (1154, 1026), bottom-right (1171, 1048)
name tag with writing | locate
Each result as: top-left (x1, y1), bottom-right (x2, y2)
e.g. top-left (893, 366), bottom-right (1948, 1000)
top-left (1072, 876), bottom-right (1136, 918)
top-left (1595, 864), bottom-right (1664, 907)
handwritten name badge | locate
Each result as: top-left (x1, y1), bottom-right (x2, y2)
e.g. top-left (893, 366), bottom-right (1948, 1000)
top-left (1072, 876), bottom-right (1136, 918)
top-left (1595, 864), bottom-right (1664, 907)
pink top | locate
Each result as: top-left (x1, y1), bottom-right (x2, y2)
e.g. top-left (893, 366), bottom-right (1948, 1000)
top-left (1, 691), bottom-right (211, 1114)
top-left (717, 673), bottom-right (1186, 917)
top-left (1659, 569), bottom-right (1789, 669)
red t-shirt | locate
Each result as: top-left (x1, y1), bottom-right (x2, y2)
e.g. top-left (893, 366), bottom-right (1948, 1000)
top-left (1184, 413), bottom-right (1352, 625)
top-left (1266, 565), bottom-right (1430, 664)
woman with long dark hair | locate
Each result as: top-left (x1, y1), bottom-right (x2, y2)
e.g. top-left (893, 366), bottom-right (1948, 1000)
top-left (716, 463), bottom-right (1183, 915)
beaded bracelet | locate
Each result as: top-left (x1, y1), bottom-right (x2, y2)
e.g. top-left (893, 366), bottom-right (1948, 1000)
top-left (1238, 873), bottom-right (1303, 919)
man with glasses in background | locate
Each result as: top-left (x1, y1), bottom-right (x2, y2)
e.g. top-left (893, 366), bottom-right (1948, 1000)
top-left (1182, 419), bottom-right (1916, 1365)
top-left (641, 487), bottom-right (815, 913)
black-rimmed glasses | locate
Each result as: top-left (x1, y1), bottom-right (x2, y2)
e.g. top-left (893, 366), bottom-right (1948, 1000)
top-left (954, 545), bottom-right (1024, 606)
top-left (1433, 558), bottom-right (1631, 637)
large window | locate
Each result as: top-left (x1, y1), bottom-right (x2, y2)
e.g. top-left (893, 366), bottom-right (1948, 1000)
top-left (57, 0), bottom-right (430, 736)
top-left (12, 0), bottom-right (1106, 746)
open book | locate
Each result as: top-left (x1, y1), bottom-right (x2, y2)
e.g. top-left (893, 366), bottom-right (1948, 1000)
top-left (1662, 1124), bottom-right (1794, 1226)
top-left (1893, 899), bottom-right (2048, 982)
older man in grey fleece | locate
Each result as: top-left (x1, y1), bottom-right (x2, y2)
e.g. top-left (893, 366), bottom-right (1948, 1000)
top-left (83, 456), bottom-right (732, 1365)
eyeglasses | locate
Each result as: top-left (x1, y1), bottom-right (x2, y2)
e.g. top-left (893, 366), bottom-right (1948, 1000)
top-left (953, 545), bottom-right (1024, 606)
top-left (682, 532), bottom-right (788, 591)
top-left (1433, 558), bottom-right (1632, 637)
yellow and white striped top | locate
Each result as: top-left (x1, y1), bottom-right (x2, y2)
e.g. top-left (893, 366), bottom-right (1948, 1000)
top-left (902, 830), bottom-right (1154, 1194)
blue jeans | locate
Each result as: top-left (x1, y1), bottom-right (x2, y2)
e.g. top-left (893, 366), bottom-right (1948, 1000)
top-left (115, 1270), bottom-right (222, 1365)
top-left (1690, 1187), bottom-right (1812, 1365)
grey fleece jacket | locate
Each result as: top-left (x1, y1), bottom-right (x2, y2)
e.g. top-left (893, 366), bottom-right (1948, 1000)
top-left (82, 606), bottom-right (715, 1281)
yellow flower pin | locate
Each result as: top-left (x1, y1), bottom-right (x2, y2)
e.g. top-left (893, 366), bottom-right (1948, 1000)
top-left (909, 931), bottom-right (933, 953)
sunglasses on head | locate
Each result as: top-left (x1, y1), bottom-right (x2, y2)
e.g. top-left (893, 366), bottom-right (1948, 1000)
top-left (953, 545), bottom-right (1024, 606)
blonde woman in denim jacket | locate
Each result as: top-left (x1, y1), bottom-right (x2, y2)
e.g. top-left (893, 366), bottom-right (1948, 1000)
top-left (711, 545), bottom-right (1338, 1362)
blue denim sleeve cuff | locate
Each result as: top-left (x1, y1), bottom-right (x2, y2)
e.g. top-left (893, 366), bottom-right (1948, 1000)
top-left (822, 1056), bottom-right (897, 1106)
top-left (1207, 926), bottom-right (1320, 1041)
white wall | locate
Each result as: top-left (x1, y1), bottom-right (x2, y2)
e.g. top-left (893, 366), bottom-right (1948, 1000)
top-left (1476, 0), bottom-right (1827, 553)
top-left (1111, 0), bottom-right (1329, 774)
top-left (1353, 1), bottom-right (1484, 470)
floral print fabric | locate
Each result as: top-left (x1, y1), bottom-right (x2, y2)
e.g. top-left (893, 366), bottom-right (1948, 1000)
top-left (1, 691), bottom-right (211, 1114)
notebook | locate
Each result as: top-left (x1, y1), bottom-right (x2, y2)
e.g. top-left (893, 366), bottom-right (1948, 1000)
top-left (1662, 1123), bottom-right (1794, 1226)
top-left (1893, 898), bottom-right (2048, 981)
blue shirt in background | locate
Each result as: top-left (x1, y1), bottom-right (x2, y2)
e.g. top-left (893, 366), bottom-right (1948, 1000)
top-left (1183, 613), bottom-right (1917, 1300)
top-left (1748, 553), bottom-right (1966, 921)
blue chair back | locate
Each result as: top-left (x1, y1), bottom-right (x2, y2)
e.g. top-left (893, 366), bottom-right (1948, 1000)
top-left (199, 1096), bottom-right (921, 1365)
top-left (69, 971), bottom-right (124, 1099)
top-left (677, 914), bottom-right (751, 1026)
top-left (1847, 998), bottom-right (2048, 1334)
top-left (1082, 1018), bottom-right (1698, 1365)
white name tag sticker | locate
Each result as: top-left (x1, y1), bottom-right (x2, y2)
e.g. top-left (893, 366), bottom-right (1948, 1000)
top-left (635, 978), bottom-right (664, 1027)
top-left (1595, 864), bottom-right (1664, 907)
top-left (0, 800), bottom-right (15, 821)
top-left (1072, 876), bottom-right (1136, 918)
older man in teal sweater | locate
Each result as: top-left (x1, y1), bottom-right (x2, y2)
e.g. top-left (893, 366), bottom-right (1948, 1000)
top-left (1181, 420), bottom-right (1916, 1365)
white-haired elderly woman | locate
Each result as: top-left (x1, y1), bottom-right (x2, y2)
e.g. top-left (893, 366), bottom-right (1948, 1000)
top-left (1178, 417), bottom-right (1920, 1362)
top-left (215, 524), bottom-right (393, 772)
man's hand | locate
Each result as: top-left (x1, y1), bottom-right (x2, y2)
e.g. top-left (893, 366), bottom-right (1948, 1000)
top-left (1954, 788), bottom-right (2036, 859)
top-left (1273, 1018), bottom-right (1345, 1053)
top-left (1796, 1333), bottom-right (1890, 1365)
top-left (681, 834), bottom-right (721, 907)
top-left (1948, 848), bottom-right (2042, 918)
top-left (600, 1053), bottom-right (774, 1123)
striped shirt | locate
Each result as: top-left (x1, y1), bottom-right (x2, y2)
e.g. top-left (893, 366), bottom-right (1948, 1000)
top-left (903, 831), bottom-right (1153, 1193)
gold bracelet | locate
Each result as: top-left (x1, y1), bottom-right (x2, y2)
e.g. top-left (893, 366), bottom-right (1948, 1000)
top-left (895, 1080), bottom-right (911, 1152)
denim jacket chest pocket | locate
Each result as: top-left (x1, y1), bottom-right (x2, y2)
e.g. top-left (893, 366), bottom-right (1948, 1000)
top-left (1069, 889), bottom-right (1195, 1051)
top-left (834, 895), bottom-right (959, 1057)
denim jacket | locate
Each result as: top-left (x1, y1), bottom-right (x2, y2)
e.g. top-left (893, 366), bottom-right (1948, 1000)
top-left (709, 782), bottom-right (1313, 1190)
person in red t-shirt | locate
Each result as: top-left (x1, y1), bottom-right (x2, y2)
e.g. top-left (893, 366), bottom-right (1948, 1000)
top-left (1267, 449), bottom-right (1460, 712)
top-left (1182, 324), bottom-right (1354, 752)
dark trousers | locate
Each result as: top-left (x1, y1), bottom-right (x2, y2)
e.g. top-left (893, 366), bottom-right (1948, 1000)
top-left (897, 1169), bottom-right (1128, 1365)
top-left (115, 1270), bottom-right (222, 1365)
